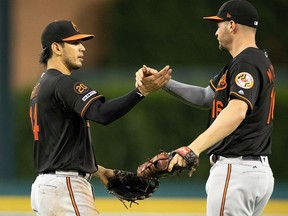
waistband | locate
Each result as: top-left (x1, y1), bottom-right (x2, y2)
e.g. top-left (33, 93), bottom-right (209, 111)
top-left (209, 154), bottom-right (268, 166)
top-left (39, 170), bottom-right (92, 181)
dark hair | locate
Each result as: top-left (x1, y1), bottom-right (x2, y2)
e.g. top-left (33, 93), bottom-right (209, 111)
top-left (39, 42), bottom-right (65, 66)
top-left (39, 47), bottom-right (52, 66)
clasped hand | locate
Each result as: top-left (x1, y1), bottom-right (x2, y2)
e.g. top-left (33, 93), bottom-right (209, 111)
top-left (135, 65), bottom-right (172, 96)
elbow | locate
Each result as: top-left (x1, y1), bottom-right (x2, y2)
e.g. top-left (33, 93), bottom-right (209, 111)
top-left (235, 112), bottom-right (246, 127)
top-left (203, 100), bottom-right (213, 110)
top-left (235, 106), bottom-right (248, 125)
top-left (229, 99), bottom-right (248, 122)
top-left (239, 111), bottom-right (246, 121)
top-left (239, 103), bottom-right (249, 121)
top-left (97, 119), bottom-right (113, 126)
top-left (91, 116), bottom-right (114, 125)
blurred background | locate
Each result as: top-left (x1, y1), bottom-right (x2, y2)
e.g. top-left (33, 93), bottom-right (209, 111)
top-left (0, 0), bottom-right (287, 209)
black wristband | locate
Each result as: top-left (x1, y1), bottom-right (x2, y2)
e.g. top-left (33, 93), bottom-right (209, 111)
top-left (136, 88), bottom-right (145, 98)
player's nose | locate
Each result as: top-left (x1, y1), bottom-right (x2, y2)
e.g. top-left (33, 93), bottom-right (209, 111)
top-left (79, 43), bottom-right (85, 51)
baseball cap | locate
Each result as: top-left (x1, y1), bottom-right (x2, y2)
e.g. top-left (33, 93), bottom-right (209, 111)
top-left (41, 20), bottom-right (95, 49)
top-left (203, 0), bottom-right (259, 28)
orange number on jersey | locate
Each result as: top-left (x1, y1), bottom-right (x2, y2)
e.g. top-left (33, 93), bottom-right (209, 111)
top-left (211, 99), bottom-right (224, 118)
top-left (267, 87), bottom-right (275, 125)
top-left (29, 104), bottom-right (40, 141)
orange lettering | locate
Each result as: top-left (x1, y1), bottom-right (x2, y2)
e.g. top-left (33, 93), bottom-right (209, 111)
top-left (267, 65), bottom-right (275, 83)
top-left (267, 87), bottom-right (275, 124)
top-left (212, 99), bottom-right (224, 118)
top-left (29, 104), bottom-right (40, 141)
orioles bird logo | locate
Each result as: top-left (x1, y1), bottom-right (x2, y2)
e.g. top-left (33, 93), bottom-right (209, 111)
top-left (235, 72), bottom-right (254, 89)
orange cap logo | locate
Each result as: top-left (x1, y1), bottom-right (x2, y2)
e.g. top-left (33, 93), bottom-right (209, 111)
top-left (71, 22), bottom-right (80, 32)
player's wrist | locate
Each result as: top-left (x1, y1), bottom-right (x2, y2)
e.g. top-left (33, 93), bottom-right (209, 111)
top-left (188, 145), bottom-right (200, 157)
top-left (136, 88), bottom-right (147, 97)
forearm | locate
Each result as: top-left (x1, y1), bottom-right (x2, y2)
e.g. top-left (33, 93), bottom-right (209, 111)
top-left (163, 80), bottom-right (214, 109)
top-left (93, 165), bottom-right (105, 179)
top-left (85, 88), bottom-right (144, 125)
top-left (93, 165), bottom-right (114, 186)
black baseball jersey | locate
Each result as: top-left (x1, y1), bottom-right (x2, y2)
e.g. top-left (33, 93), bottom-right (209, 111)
top-left (29, 69), bottom-right (105, 174)
top-left (207, 47), bottom-right (275, 157)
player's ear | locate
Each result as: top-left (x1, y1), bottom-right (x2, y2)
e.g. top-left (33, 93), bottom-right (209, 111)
top-left (229, 20), bottom-right (237, 32)
top-left (51, 42), bottom-right (63, 55)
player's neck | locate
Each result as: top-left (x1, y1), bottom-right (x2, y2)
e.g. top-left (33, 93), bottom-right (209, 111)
top-left (230, 38), bottom-right (257, 58)
top-left (47, 60), bottom-right (71, 75)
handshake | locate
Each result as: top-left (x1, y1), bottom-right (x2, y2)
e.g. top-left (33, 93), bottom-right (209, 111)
top-left (135, 65), bottom-right (172, 96)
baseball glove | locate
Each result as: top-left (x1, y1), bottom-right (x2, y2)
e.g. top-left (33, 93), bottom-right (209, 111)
top-left (137, 146), bottom-right (199, 178)
top-left (106, 170), bottom-right (160, 208)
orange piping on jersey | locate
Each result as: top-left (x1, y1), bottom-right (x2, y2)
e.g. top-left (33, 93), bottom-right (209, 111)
top-left (209, 80), bottom-right (217, 91)
top-left (80, 95), bottom-right (104, 117)
top-left (66, 177), bottom-right (81, 216)
top-left (220, 164), bottom-right (232, 216)
top-left (230, 91), bottom-right (253, 110)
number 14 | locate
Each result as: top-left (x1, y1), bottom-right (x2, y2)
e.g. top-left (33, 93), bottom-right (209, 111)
top-left (29, 104), bottom-right (40, 141)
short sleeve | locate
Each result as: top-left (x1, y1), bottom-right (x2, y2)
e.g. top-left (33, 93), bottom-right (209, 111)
top-left (209, 74), bottom-right (219, 92)
top-left (229, 62), bottom-right (260, 111)
top-left (55, 76), bottom-right (105, 117)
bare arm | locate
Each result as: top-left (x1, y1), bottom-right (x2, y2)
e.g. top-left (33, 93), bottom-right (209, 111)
top-left (92, 165), bottom-right (115, 186)
top-left (168, 99), bottom-right (248, 170)
top-left (163, 79), bottom-right (214, 109)
top-left (188, 99), bottom-right (248, 155)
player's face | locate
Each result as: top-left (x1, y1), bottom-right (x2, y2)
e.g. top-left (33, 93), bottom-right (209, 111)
top-left (215, 21), bottom-right (232, 52)
top-left (61, 40), bottom-right (86, 71)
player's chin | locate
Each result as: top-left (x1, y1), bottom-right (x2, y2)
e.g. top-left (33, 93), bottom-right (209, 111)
top-left (218, 43), bottom-right (229, 52)
top-left (71, 64), bottom-right (82, 71)
top-left (76, 58), bottom-right (84, 65)
top-left (73, 62), bottom-right (83, 70)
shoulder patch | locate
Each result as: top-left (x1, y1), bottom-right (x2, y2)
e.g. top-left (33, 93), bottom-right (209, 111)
top-left (235, 72), bottom-right (254, 89)
top-left (74, 82), bottom-right (89, 94)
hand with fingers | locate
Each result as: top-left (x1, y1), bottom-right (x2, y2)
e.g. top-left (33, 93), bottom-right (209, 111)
top-left (137, 146), bottom-right (199, 178)
top-left (168, 146), bottom-right (200, 177)
top-left (135, 65), bottom-right (172, 96)
top-left (135, 65), bottom-right (159, 86)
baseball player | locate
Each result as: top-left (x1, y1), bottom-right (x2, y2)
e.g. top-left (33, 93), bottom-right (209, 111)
top-left (136, 0), bottom-right (275, 215)
top-left (29, 20), bottom-right (171, 215)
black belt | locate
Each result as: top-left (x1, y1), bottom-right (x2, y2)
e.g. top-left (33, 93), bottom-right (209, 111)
top-left (241, 155), bottom-right (262, 161)
top-left (211, 155), bottom-right (262, 164)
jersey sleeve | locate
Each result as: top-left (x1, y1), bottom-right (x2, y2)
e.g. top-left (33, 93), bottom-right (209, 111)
top-left (209, 75), bottom-right (219, 92)
top-left (229, 62), bottom-right (260, 111)
top-left (54, 76), bottom-right (105, 117)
